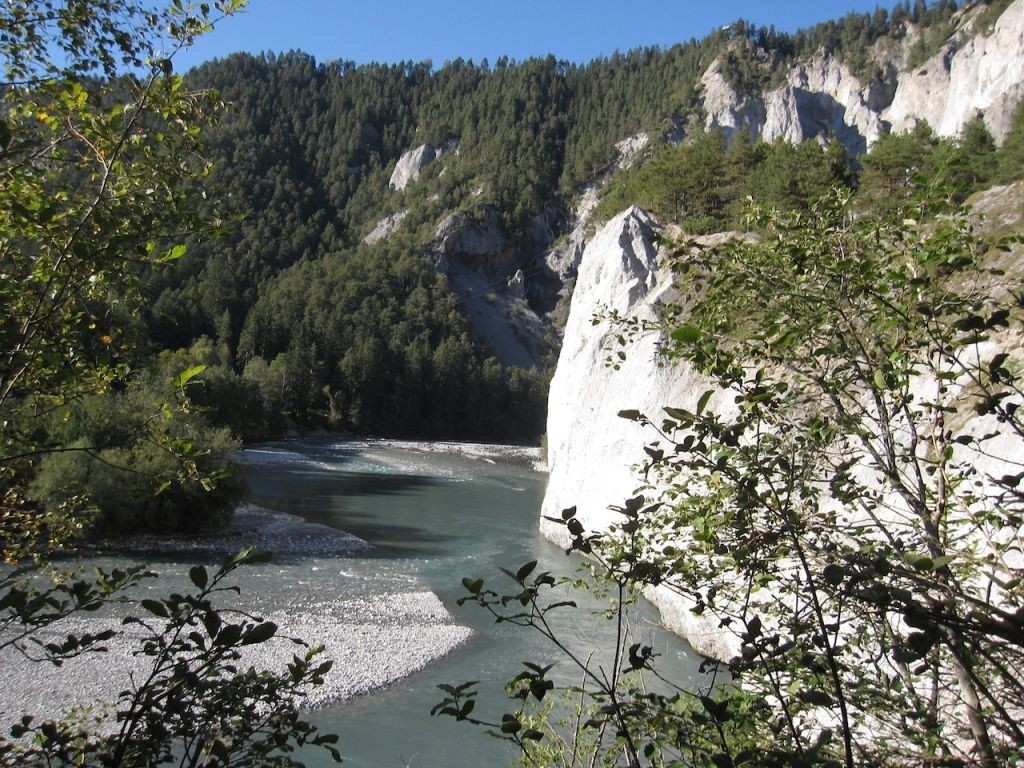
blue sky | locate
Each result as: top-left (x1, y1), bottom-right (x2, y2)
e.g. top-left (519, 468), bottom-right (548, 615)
top-left (175, 0), bottom-right (904, 71)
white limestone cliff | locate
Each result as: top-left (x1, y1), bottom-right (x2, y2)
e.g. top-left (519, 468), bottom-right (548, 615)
top-left (767, 53), bottom-right (888, 152)
top-left (540, 207), bottom-right (739, 660)
top-left (363, 209), bottom-right (408, 245)
top-left (701, 63), bottom-right (767, 143)
top-left (544, 133), bottom-right (652, 284)
top-left (541, 185), bottom-right (1024, 660)
top-left (696, 0), bottom-right (1024, 154)
top-left (884, 0), bottom-right (1024, 142)
top-left (389, 140), bottom-right (459, 192)
top-left (389, 145), bottom-right (436, 191)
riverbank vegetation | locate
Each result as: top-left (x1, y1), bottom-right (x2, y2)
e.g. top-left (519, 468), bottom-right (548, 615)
top-left (1, 4), bottom-right (341, 765)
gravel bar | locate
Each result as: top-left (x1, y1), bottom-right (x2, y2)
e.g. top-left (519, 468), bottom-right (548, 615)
top-left (1, 507), bottom-right (473, 728)
top-left (86, 504), bottom-right (370, 558)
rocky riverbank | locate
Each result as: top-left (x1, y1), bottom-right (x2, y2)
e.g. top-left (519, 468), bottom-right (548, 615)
top-left (0, 505), bottom-right (474, 729)
top-left (87, 503), bottom-right (371, 558)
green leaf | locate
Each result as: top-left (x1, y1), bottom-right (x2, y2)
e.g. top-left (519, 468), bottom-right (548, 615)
top-left (160, 243), bottom-right (187, 262)
top-left (908, 554), bottom-right (934, 572)
top-left (172, 364), bottom-right (207, 388)
top-left (663, 406), bottom-right (693, 422)
top-left (672, 325), bottom-right (701, 344)
top-left (872, 368), bottom-right (887, 391)
top-left (931, 555), bottom-right (954, 570)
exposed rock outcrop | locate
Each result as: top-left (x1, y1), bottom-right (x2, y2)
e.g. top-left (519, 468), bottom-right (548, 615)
top-left (540, 207), bottom-right (739, 659)
top-left (430, 206), bottom-right (547, 368)
top-left (363, 209), bottom-right (408, 245)
top-left (614, 132), bottom-right (650, 169)
top-left (389, 140), bottom-right (459, 191)
top-left (884, 0), bottom-right (1024, 142)
top-left (696, 0), bottom-right (1024, 154)
top-left (389, 145), bottom-right (436, 191)
top-left (432, 207), bottom-right (512, 272)
top-left (544, 230), bottom-right (587, 282)
top-left (541, 186), bottom-right (1024, 659)
top-left (768, 53), bottom-right (889, 153)
top-left (701, 64), bottom-right (768, 144)
top-left (541, 133), bottom-right (651, 287)
top-left (506, 269), bottom-right (526, 300)
top-left (703, 52), bottom-right (888, 156)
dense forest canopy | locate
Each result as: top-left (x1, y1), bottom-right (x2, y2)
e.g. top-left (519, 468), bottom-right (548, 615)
top-left (139, 0), bottom-right (1016, 452)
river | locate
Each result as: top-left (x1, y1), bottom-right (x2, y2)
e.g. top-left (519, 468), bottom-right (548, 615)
top-left (234, 438), bottom-right (705, 767)
top-left (1, 438), bottom-right (704, 767)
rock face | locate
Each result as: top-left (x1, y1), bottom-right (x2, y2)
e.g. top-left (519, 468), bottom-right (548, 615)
top-left (542, 133), bottom-right (652, 287)
top-left (363, 209), bottom-right (408, 244)
top-left (506, 269), bottom-right (526, 300)
top-left (540, 208), bottom-right (739, 659)
top-left (430, 206), bottom-right (547, 368)
top-left (614, 132), bottom-right (650, 169)
top-left (389, 140), bottom-right (459, 191)
top-left (697, 0), bottom-right (1024, 153)
top-left (702, 63), bottom-right (768, 144)
top-left (884, 0), bottom-right (1024, 142)
top-left (541, 187), bottom-right (1024, 659)
top-left (389, 145), bottom-right (436, 191)
top-left (432, 207), bottom-right (511, 270)
top-left (703, 51), bottom-right (890, 156)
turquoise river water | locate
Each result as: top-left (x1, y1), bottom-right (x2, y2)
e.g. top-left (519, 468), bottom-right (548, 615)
top-left (126, 439), bottom-right (705, 767)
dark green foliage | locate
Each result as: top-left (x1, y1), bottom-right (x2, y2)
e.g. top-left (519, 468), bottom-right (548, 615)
top-left (158, 338), bottom-right (278, 442)
top-left (859, 118), bottom-right (1003, 208)
top-left (596, 130), bottom-right (846, 232)
top-left (596, 130), bottom-right (735, 233)
top-left (744, 138), bottom-right (846, 211)
top-left (718, 1), bottom-right (960, 86)
top-left (235, 234), bottom-right (548, 439)
top-left (0, 549), bottom-right (341, 767)
top-left (28, 352), bottom-right (243, 534)
top-left (858, 122), bottom-right (941, 203)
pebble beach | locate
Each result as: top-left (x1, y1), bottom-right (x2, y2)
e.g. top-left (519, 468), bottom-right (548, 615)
top-left (0, 505), bottom-right (474, 729)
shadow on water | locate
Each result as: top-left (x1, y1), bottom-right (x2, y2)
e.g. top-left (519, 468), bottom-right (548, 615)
top-left (246, 469), bottom-right (470, 557)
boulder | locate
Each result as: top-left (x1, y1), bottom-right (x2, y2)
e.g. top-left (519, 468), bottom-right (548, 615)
top-left (506, 269), bottom-right (526, 300)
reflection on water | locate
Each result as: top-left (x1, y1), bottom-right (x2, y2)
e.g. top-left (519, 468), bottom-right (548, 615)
top-left (234, 438), bottom-right (704, 767)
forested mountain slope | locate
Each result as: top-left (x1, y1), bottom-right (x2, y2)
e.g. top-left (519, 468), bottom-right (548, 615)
top-left (141, 0), bottom-right (1023, 443)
